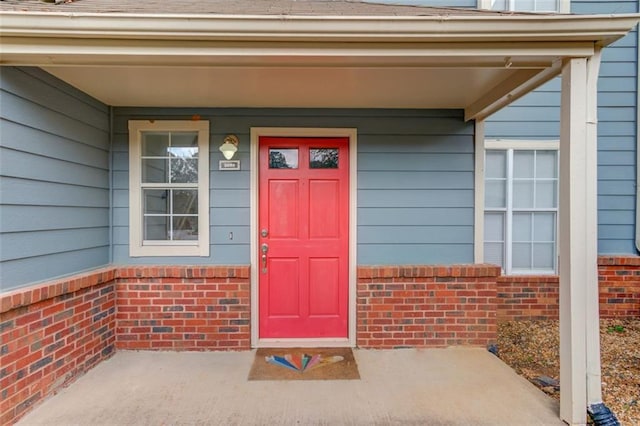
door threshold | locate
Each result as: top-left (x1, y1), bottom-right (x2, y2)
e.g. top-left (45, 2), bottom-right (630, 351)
top-left (256, 338), bottom-right (352, 348)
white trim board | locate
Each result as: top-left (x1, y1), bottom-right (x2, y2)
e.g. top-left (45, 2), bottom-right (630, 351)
top-left (249, 127), bottom-right (358, 349)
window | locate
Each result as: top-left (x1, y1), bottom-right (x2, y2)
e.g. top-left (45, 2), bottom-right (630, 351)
top-left (484, 143), bottom-right (558, 274)
top-left (128, 120), bottom-right (209, 257)
top-left (478, 0), bottom-right (569, 13)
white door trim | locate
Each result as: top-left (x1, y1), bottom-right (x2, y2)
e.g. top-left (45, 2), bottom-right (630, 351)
top-left (250, 127), bottom-right (358, 348)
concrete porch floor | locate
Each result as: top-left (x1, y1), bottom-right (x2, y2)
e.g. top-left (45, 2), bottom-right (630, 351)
top-left (18, 348), bottom-right (562, 426)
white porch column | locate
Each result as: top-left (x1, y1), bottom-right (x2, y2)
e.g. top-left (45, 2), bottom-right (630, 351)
top-left (559, 55), bottom-right (601, 425)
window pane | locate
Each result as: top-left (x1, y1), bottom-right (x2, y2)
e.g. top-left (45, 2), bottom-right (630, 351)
top-left (486, 151), bottom-right (506, 179)
top-left (534, 0), bottom-right (558, 12)
top-left (144, 189), bottom-right (168, 214)
top-left (142, 159), bottom-right (168, 183)
top-left (173, 217), bottom-right (198, 240)
top-left (533, 243), bottom-right (555, 269)
top-left (514, 151), bottom-right (534, 178)
top-left (485, 242), bottom-right (504, 268)
top-left (514, 0), bottom-right (536, 11)
top-left (142, 132), bottom-right (169, 157)
top-left (535, 181), bottom-right (557, 208)
top-left (173, 190), bottom-right (198, 215)
top-left (144, 216), bottom-right (169, 240)
top-left (170, 158), bottom-right (198, 183)
top-left (484, 212), bottom-right (504, 240)
top-left (485, 180), bottom-right (506, 208)
top-left (490, 0), bottom-right (507, 10)
top-left (536, 151), bottom-right (557, 178)
top-left (534, 212), bottom-right (555, 241)
top-left (269, 148), bottom-right (298, 169)
top-left (512, 243), bottom-right (532, 269)
top-left (310, 148), bottom-right (339, 169)
top-left (171, 132), bottom-right (198, 149)
top-left (513, 180), bottom-right (534, 208)
top-left (513, 212), bottom-right (532, 242)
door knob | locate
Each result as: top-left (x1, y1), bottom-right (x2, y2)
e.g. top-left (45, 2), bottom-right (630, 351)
top-left (261, 229), bottom-right (269, 237)
top-left (261, 243), bottom-right (268, 254)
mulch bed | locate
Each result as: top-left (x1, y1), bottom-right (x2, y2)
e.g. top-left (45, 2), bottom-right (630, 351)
top-left (497, 319), bottom-right (640, 426)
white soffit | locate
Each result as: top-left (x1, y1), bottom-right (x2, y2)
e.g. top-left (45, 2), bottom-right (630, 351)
top-left (1, 11), bottom-right (639, 114)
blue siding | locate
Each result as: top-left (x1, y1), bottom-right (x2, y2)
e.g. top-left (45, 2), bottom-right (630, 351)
top-left (0, 67), bottom-right (110, 291)
top-left (486, 0), bottom-right (639, 255)
top-left (112, 108), bottom-right (474, 266)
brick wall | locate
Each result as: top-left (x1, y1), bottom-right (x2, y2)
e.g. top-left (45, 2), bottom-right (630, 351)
top-left (357, 265), bottom-right (501, 349)
top-left (497, 276), bottom-right (559, 321)
top-left (0, 268), bottom-right (117, 425)
top-left (116, 266), bottom-right (251, 350)
top-left (599, 256), bottom-right (640, 318)
top-left (496, 257), bottom-right (640, 320)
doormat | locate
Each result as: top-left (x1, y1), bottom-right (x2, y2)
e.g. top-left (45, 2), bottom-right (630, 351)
top-left (248, 348), bottom-right (360, 381)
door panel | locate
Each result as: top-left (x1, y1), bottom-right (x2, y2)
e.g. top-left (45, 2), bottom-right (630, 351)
top-left (309, 180), bottom-right (340, 238)
top-left (259, 136), bottom-right (349, 339)
top-left (268, 180), bottom-right (299, 239)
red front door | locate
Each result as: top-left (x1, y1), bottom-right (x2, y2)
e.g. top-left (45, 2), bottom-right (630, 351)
top-left (259, 137), bottom-right (349, 339)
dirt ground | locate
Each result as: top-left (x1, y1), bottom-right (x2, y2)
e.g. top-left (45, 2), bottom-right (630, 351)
top-left (497, 319), bottom-right (640, 426)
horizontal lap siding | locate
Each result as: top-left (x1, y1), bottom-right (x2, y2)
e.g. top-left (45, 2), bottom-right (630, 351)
top-left (112, 108), bottom-right (474, 265)
top-left (0, 67), bottom-right (111, 291)
top-left (485, 0), bottom-right (639, 255)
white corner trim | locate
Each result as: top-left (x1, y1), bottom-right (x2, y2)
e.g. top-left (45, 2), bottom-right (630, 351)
top-left (474, 120), bottom-right (485, 264)
top-left (249, 127), bottom-right (358, 349)
top-left (128, 119), bottom-right (210, 257)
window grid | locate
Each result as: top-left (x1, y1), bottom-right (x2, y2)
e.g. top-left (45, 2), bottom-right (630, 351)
top-left (485, 149), bottom-right (558, 275)
top-left (141, 132), bottom-right (199, 242)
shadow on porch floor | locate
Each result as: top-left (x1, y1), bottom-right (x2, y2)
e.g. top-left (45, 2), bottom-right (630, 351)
top-left (18, 348), bottom-right (562, 425)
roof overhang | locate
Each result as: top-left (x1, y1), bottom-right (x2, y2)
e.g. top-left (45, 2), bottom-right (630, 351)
top-left (1, 11), bottom-right (638, 119)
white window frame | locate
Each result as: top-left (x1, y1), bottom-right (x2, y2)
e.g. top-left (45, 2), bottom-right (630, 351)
top-left (477, 0), bottom-right (570, 13)
top-left (483, 139), bottom-right (559, 275)
top-left (128, 120), bottom-right (210, 257)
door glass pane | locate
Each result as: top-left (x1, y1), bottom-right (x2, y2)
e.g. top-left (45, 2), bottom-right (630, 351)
top-left (485, 180), bottom-right (506, 208)
top-left (514, 151), bottom-right (534, 178)
top-left (310, 148), bottom-right (339, 169)
top-left (269, 148), bottom-right (299, 169)
top-left (512, 242), bottom-right (532, 269)
top-left (486, 151), bottom-right (506, 179)
top-left (513, 212), bottom-right (532, 242)
top-left (513, 180), bottom-right (534, 208)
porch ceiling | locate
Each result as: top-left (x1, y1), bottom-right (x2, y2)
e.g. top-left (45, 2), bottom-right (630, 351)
top-left (1, 10), bottom-right (638, 119)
